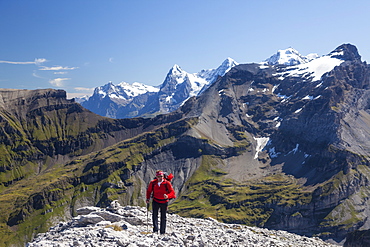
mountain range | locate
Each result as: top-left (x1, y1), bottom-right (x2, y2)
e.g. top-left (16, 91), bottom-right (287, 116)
top-left (0, 44), bottom-right (369, 247)
top-left (79, 58), bottom-right (239, 118)
top-left (78, 48), bottom-right (324, 119)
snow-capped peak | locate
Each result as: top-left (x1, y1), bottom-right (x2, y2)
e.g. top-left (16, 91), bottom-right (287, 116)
top-left (265, 48), bottom-right (318, 66)
top-left (82, 58), bottom-right (239, 118)
top-left (117, 81), bottom-right (159, 98)
top-left (218, 57), bottom-right (239, 74)
top-left (273, 51), bottom-right (344, 82)
top-left (95, 81), bottom-right (117, 97)
top-left (170, 64), bottom-right (184, 75)
top-left (222, 57), bottom-right (239, 67)
top-left (93, 81), bottom-right (158, 101)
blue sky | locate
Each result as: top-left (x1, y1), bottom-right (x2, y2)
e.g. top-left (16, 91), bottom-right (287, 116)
top-left (1, 0), bottom-right (370, 98)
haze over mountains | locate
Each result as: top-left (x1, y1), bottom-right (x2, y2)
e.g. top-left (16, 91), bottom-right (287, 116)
top-left (1, 44), bottom-right (370, 247)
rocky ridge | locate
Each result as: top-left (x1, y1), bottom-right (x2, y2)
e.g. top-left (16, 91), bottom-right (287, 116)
top-left (167, 44), bottom-right (370, 243)
top-left (27, 201), bottom-right (337, 247)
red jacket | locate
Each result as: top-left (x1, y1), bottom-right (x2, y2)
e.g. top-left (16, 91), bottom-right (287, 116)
top-left (146, 178), bottom-right (176, 203)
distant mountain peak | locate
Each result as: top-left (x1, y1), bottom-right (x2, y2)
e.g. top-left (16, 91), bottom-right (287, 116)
top-left (95, 81), bottom-right (117, 97)
top-left (102, 81), bottom-right (114, 89)
top-left (328, 43), bottom-right (361, 61)
top-left (80, 58), bottom-right (239, 118)
top-left (264, 44), bottom-right (360, 67)
top-left (170, 64), bottom-right (184, 74)
top-left (219, 57), bottom-right (239, 72)
top-left (223, 57), bottom-right (238, 65)
top-left (265, 47), bottom-right (317, 66)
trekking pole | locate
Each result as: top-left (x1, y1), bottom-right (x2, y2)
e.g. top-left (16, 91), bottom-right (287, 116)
top-left (146, 201), bottom-right (149, 233)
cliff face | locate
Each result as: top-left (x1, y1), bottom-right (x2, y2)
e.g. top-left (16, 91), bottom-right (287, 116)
top-left (169, 44), bottom-right (370, 243)
top-left (2, 44), bottom-right (370, 246)
top-left (0, 89), bottom-right (158, 187)
top-left (0, 88), bottom-right (185, 246)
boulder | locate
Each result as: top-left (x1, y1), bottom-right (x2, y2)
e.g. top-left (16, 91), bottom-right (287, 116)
top-left (75, 214), bottom-right (105, 226)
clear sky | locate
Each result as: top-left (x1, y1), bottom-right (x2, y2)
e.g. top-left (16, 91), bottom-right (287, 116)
top-left (1, 0), bottom-right (370, 99)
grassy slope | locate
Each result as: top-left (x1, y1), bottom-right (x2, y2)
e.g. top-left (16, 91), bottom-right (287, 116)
top-left (169, 155), bottom-right (312, 226)
top-left (1, 114), bottom-right (368, 246)
top-left (0, 118), bottom-right (194, 247)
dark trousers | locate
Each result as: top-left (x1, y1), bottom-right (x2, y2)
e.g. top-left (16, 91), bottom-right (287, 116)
top-left (152, 200), bottom-right (168, 234)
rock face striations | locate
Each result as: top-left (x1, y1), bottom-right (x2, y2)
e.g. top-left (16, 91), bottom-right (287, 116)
top-left (2, 44), bottom-right (370, 246)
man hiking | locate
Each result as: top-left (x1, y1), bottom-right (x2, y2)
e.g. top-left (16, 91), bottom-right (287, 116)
top-left (146, 170), bottom-right (176, 234)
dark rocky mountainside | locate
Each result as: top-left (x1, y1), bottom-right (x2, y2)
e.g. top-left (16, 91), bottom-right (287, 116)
top-left (171, 44), bottom-right (370, 245)
top-left (1, 44), bottom-right (370, 247)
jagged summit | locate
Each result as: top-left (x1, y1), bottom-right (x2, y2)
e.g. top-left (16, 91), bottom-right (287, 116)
top-left (219, 57), bottom-right (239, 70)
top-left (328, 43), bottom-right (362, 61)
top-left (169, 64), bottom-right (184, 74)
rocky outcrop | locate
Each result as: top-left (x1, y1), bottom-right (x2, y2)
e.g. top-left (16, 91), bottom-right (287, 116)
top-left (27, 201), bottom-right (337, 247)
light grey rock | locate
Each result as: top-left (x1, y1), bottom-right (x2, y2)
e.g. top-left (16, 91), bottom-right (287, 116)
top-left (27, 202), bottom-right (339, 247)
top-left (95, 211), bottom-right (125, 223)
top-left (75, 214), bottom-right (105, 226)
top-left (77, 206), bottom-right (101, 216)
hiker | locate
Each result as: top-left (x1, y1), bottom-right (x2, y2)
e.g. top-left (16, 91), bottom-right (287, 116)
top-left (146, 170), bottom-right (176, 234)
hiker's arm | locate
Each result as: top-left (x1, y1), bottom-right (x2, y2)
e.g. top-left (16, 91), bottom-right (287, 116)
top-left (146, 181), bottom-right (153, 201)
top-left (166, 182), bottom-right (176, 199)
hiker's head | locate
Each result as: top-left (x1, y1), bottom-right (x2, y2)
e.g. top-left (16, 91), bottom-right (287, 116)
top-left (156, 170), bottom-right (164, 181)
